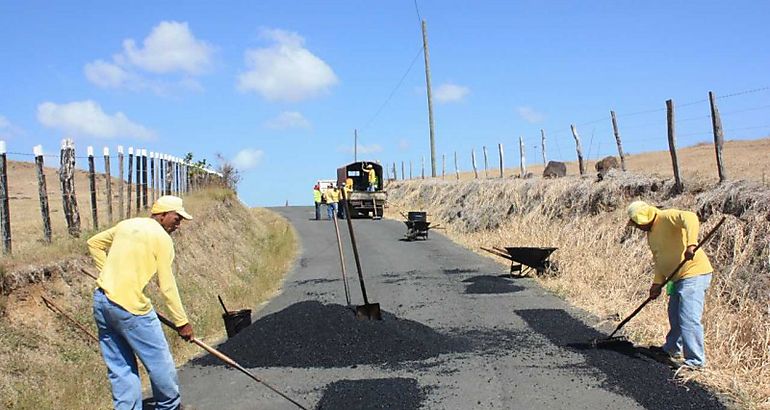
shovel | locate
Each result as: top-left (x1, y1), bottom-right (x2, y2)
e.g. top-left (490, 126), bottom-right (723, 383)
top-left (592, 216), bottom-right (726, 347)
top-left (341, 188), bottom-right (382, 320)
top-left (372, 196), bottom-right (382, 220)
top-left (331, 215), bottom-right (352, 306)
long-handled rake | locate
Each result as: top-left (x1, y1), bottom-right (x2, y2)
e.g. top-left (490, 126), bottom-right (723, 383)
top-left (591, 216), bottom-right (726, 348)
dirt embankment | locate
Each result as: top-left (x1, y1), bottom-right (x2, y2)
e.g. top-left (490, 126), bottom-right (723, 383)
top-left (385, 171), bottom-right (770, 408)
top-left (0, 189), bottom-right (296, 409)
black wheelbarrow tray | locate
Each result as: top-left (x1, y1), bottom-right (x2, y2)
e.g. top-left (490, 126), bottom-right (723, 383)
top-left (481, 246), bottom-right (558, 276)
top-left (403, 220), bottom-right (431, 240)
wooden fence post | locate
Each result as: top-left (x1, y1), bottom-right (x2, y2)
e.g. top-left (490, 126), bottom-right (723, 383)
top-left (540, 129), bottom-right (547, 166)
top-left (708, 91), bottom-right (727, 183)
top-left (159, 154), bottom-right (164, 194)
top-left (498, 143), bottom-right (504, 178)
top-left (519, 137), bottom-right (526, 177)
top-left (0, 141), bottom-right (10, 253)
top-left (401, 161), bottom-right (405, 181)
top-left (135, 148), bottom-right (141, 211)
top-left (454, 151), bottom-right (459, 181)
top-left (59, 139), bottom-right (81, 237)
top-left (34, 145), bottom-right (52, 243)
top-left (165, 155), bottom-right (172, 194)
top-left (127, 147), bottom-right (133, 217)
top-left (87, 146), bottom-right (98, 230)
top-left (570, 125), bottom-right (586, 176)
top-left (117, 146), bottom-right (124, 220)
top-left (175, 157), bottom-right (181, 194)
top-left (149, 152), bottom-right (156, 204)
top-left (103, 147), bottom-right (113, 224)
top-left (471, 149), bottom-right (478, 179)
top-left (421, 156), bottom-right (425, 179)
top-left (442, 154), bottom-right (446, 180)
top-left (610, 110), bottom-right (627, 171)
top-left (666, 99), bottom-right (683, 193)
top-left (482, 146), bottom-right (489, 178)
top-left (392, 162), bottom-right (397, 181)
top-left (141, 149), bottom-right (148, 209)
top-left (409, 160), bottom-right (413, 180)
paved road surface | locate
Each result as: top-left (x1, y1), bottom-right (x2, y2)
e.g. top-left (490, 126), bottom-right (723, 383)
top-left (177, 206), bottom-right (724, 409)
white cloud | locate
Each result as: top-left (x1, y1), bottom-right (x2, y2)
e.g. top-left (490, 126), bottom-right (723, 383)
top-left (435, 83), bottom-right (470, 103)
top-left (84, 60), bottom-right (132, 88)
top-left (231, 148), bottom-right (263, 170)
top-left (398, 139), bottom-right (410, 151)
top-left (237, 28), bottom-right (338, 102)
top-left (84, 21), bottom-right (213, 92)
top-left (516, 106), bottom-right (545, 123)
top-left (338, 144), bottom-right (383, 155)
top-left (122, 21), bottom-right (213, 74)
top-left (37, 100), bottom-right (155, 140)
top-left (264, 111), bottom-right (311, 130)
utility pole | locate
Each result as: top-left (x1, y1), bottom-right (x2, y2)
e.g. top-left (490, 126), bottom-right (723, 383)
top-left (422, 20), bottom-right (437, 177)
top-left (354, 129), bottom-right (358, 162)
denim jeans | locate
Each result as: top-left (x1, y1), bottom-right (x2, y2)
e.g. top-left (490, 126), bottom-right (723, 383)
top-left (663, 273), bottom-right (712, 367)
top-left (93, 289), bottom-right (181, 410)
top-left (327, 202), bottom-right (338, 219)
top-left (314, 202), bottom-right (321, 220)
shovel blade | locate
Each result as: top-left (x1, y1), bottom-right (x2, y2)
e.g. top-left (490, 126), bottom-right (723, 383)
top-left (355, 303), bottom-right (382, 320)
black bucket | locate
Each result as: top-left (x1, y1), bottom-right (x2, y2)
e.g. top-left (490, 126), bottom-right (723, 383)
top-left (222, 309), bottom-right (252, 338)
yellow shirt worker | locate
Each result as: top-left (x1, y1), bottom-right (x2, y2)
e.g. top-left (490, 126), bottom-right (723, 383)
top-left (626, 200), bottom-right (713, 369)
top-left (88, 195), bottom-right (193, 410)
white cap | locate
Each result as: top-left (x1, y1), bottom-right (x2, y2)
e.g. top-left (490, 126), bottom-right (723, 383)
top-left (103, 147), bottom-right (110, 156)
top-left (34, 145), bottom-right (43, 156)
top-left (128, 147), bottom-right (134, 155)
top-left (87, 146), bottom-right (94, 157)
top-left (0, 141), bottom-right (5, 154)
top-left (118, 145), bottom-right (124, 154)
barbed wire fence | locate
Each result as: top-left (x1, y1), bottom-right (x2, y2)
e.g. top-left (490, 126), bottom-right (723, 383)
top-left (0, 138), bottom-right (224, 255)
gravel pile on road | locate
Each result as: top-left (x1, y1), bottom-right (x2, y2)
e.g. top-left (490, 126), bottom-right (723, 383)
top-left (462, 275), bottom-right (524, 294)
top-left (192, 301), bottom-right (472, 369)
top-left (315, 378), bottom-right (425, 410)
top-left (516, 309), bottom-right (725, 410)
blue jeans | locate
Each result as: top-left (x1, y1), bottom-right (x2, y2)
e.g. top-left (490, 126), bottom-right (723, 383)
top-left (367, 184), bottom-right (376, 192)
top-left (314, 202), bottom-right (321, 220)
top-left (327, 202), bottom-right (338, 219)
top-left (663, 273), bottom-right (712, 367)
top-left (93, 289), bottom-right (181, 410)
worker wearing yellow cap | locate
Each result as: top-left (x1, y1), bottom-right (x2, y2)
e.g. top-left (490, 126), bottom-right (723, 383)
top-left (626, 200), bottom-right (713, 370)
top-left (87, 195), bottom-right (193, 409)
top-left (363, 163), bottom-right (378, 192)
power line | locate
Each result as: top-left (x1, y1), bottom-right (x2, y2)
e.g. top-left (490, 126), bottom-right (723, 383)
top-left (413, 0), bottom-right (422, 23)
top-left (361, 45), bottom-right (423, 131)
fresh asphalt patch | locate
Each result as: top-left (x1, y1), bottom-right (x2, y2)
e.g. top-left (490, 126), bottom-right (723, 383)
top-left (315, 378), bottom-right (426, 410)
top-left (191, 301), bottom-right (473, 369)
top-left (516, 309), bottom-right (725, 410)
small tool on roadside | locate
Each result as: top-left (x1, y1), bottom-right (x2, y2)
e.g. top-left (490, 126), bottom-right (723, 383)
top-left (156, 312), bottom-right (309, 410)
top-left (591, 216), bottom-right (726, 348)
top-left (341, 188), bottom-right (382, 320)
top-left (331, 215), bottom-right (352, 306)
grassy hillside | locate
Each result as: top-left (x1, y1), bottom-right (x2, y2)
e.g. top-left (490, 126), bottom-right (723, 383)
top-left (385, 140), bottom-right (770, 409)
top-left (0, 188), bottom-right (297, 409)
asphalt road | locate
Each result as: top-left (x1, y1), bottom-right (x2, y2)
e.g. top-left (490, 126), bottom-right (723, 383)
top-left (177, 206), bottom-right (724, 410)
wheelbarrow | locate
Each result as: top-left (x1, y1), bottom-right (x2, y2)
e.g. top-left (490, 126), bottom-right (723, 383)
top-left (401, 211), bottom-right (441, 241)
top-left (481, 246), bottom-right (558, 277)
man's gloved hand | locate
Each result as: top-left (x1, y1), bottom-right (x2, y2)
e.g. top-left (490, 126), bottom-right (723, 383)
top-left (177, 323), bottom-right (194, 341)
top-left (684, 245), bottom-right (697, 261)
top-left (649, 283), bottom-right (663, 300)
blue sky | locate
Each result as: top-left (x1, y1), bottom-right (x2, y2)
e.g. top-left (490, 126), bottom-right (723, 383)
top-left (1, 1), bottom-right (768, 206)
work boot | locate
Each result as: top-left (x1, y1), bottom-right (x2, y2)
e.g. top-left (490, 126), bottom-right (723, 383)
top-left (649, 345), bottom-right (683, 360)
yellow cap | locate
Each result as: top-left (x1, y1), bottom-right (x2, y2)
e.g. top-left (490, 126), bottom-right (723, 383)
top-left (151, 195), bottom-right (192, 220)
top-left (626, 200), bottom-right (656, 226)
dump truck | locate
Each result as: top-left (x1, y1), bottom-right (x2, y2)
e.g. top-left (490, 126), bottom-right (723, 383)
top-left (337, 161), bottom-right (387, 218)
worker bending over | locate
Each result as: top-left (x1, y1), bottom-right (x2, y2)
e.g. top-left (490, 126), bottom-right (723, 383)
top-left (88, 195), bottom-right (194, 409)
top-left (626, 200), bottom-right (713, 370)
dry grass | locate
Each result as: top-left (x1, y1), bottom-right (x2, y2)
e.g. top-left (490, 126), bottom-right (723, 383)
top-left (386, 173), bottom-right (770, 409)
top-left (0, 188), bottom-right (297, 409)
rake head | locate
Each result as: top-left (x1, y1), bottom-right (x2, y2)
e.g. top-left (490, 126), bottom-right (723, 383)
top-left (591, 335), bottom-right (629, 348)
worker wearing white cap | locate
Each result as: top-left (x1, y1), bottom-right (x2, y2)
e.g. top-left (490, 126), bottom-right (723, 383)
top-left (87, 195), bottom-right (193, 409)
top-left (626, 200), bottom-right (713, 370)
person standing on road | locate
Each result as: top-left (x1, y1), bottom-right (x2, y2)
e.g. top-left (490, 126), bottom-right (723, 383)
top-left (313, 185), bottom-right (322, 220)
top-left (626, 200), bottom-right (714, 370)
top-left (339, 178), bottom-right (353, 219)
top-left (364, 164), bottom-right (377, 192)
top-left (87, 195), bottom-right (194, 410)
top-left (326, 185), bottom-right (339, 220)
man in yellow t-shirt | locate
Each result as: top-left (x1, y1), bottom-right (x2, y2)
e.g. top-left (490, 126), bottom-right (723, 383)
top-left (364, 163), bottom-right (378, 192)
top-left (88, 195), bottom-right (193, 409)
top-left (627, 200), bottom-right (713, 369)
top-left (325, 185), bottom-right (340, 220)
